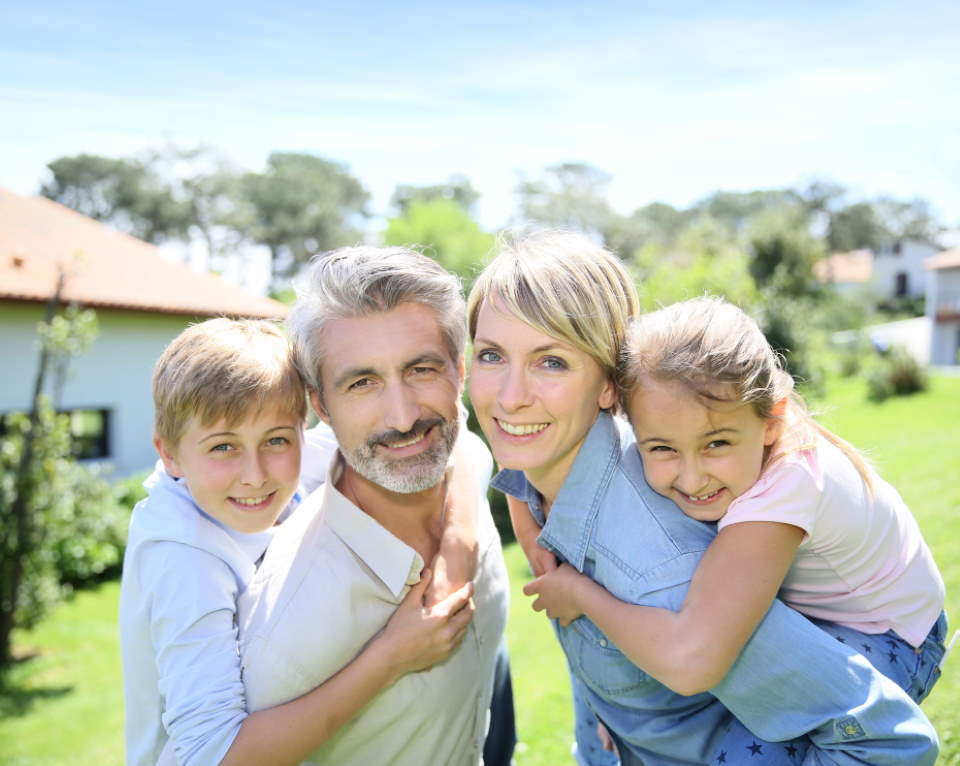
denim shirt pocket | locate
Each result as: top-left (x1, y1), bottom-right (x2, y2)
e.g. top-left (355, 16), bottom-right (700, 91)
top-left (560, 617), bottom-right (651, 696)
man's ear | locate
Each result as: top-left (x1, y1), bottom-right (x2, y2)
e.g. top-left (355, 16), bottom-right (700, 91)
top-left (310, 389), bottom-right (331, 424)
top-left (153, 434), bottom-right (184, 478)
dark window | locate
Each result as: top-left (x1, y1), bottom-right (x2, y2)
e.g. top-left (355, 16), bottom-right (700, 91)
top-left (66, 408), bottom-right (111, 459)
top-left (895, 272), bottom-right (909, 297)
top-left (892, 241), bottom-right (902, 255)
top-left (0, 407), bottom-right (111, 460)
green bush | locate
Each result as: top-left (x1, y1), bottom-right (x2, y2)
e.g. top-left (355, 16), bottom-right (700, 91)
top-left (866, 346), bottom-right (928, 402)
top-left (0, 401), bottom-right (131, 636)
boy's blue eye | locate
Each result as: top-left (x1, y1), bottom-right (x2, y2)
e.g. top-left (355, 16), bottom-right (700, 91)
top-left (706, 440), bottom-right (730, 450)
top-left (266, 436), bottom-right (289, 447)
top-left (210, 443), bottom-right (235, 453)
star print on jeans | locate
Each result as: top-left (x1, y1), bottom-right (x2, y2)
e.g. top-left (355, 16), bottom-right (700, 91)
top-left (860, 643), bottom-right (873, 653)
top-left (888, 650), bottom-right (898, 663)
top-left (715, 751), bottom-right (727, 763)
top-left (785, 742), bottom-right (799, 758)
top-left (747, 741), bottom-right (763, 755)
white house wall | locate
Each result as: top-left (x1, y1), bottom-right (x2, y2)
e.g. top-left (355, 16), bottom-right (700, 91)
top-left (871, 240), bottom-right (937, 300)
top-left (1, 303), bottom-right (201, 476)
top-left (927, 267), bottom-right (960, 365)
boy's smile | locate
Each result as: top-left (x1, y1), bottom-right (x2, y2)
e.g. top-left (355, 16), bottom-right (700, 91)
top-left (154, 404), bottom-right (303, 534)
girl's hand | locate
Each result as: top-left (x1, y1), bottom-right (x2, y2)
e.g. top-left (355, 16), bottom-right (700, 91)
top-left (522, 563), bottom-right (587, 626)
top-left (378, 568), bottom-right (475, 676)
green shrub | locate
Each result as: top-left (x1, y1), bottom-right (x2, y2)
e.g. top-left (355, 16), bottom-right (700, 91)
top-left (866, 346), bottom-right (928, 402)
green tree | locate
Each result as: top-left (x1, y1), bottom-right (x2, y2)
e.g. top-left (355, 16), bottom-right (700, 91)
top-left (390, 174), bottom-right (479, 215)
top-left (746, 204), bottom-right (825, 298)
top-left (515, 162), bottom-right (614, 241)
top-left (243, 152), bottom-right (370, 286)
top-left (0, 271), bottom-right (118, 665)
top-left (41, 153), bottom-right (191, 243)
top-left (383, 199), bottom-right (494, 292)
top-left (827, 201), bottom-right (883, 252)
top-left (144, 144), bottom-right (254, 273)
top-left (635, 215), bottom-right (759, 310)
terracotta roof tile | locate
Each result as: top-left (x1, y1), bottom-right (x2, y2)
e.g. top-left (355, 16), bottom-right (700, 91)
top-left (924, 249), bottom-right (960, 271)
top-left (0, 188), bottom-right (286, 318)
top-left (814, 249), bottom-right (873, 284)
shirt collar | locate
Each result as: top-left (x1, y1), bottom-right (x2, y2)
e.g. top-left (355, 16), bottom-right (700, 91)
top-left (492, 411), bottom-right (624, 570)
top-left (322, 453), bottom-right (425, 598)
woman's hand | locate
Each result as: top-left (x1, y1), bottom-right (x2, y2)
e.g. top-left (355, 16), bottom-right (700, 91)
top-left (377, 568), bottom-right (475, 676)
top-left (522, 563), bottom-right (587, 626)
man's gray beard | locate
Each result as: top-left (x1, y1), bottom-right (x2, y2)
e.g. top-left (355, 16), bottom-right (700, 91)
top-left (342, 416), bottom-right (459, 494)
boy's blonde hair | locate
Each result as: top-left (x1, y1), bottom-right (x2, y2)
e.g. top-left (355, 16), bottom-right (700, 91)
top-left (621, 296), bottom-right (873, 487)
top-left (467, 229), bottom-right (639, 381)
top-left (153, 318), bottom-right (307, 447)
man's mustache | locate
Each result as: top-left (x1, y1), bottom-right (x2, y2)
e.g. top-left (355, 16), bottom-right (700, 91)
top-left (368, 417), bottom-right (446, 449)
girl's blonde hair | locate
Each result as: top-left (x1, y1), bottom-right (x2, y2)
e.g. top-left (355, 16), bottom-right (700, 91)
top-left (153, 318), bottom-right (307, 447)
top-left (467, 229), bottom-right (639, 381)
top-left (621, 296), bottom-right (873, 488)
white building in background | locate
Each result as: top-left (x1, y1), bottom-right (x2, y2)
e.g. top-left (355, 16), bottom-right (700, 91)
top-left (925, 249), bottom-right (960, 366)
top-left (813, 249), bottom-right (874, 297)
top-left (0, 188), bottom-right (286, 476)
top-left (871, 238), bottom-right (939, 302)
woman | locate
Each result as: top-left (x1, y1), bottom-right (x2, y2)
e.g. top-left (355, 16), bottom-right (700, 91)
top-left (466, 229), bottom-right (937, 765)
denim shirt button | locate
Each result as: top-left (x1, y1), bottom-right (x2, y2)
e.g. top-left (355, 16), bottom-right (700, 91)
top-left (599, 639), bottom-right (608, 647)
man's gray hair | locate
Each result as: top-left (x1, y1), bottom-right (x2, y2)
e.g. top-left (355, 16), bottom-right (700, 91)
top-left (286, 245), bottom-right (467, 393)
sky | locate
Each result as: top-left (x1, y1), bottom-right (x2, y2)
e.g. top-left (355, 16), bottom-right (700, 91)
top-left (3, 0), bottom-right (959, 233)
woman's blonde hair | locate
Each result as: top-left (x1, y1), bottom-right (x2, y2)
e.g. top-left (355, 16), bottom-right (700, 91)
top-left (467, 229), bottom-right (639, 381)
top-left (153, 318), bottom-right (306, 447)
top-left (621, 296), bottom-right (873, 488)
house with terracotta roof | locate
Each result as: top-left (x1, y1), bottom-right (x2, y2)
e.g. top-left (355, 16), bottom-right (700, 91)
top-left (925, 248), bottom-right (960, 365)
top-left (0, 188), bottom-right (287, 475)
top-left (813, 249), bottom-right (874, 296)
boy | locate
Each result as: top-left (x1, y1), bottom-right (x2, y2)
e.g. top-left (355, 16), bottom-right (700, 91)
top-left (120, 318), bottom-right (475, 766)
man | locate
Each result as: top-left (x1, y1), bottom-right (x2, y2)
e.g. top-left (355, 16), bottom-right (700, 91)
top-left (237, 246), bottom-right (510, 765)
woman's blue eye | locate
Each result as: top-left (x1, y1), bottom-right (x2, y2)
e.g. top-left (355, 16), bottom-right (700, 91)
top-left (477, 349), bottom-right (502, 363)
top-left (542, 356), bottom-right (567, 370)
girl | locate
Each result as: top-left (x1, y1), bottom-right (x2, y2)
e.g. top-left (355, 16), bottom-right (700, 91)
top-left (524, 296), bottom-right (948, 702)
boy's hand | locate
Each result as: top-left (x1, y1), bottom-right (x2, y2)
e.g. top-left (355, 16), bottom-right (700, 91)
top-left (522, 563), bottom-right (586, 627)
top-left (380, 568), bottom-right (475, 676)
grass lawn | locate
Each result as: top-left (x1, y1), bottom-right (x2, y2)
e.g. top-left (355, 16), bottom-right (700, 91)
top-left (2, 375), bottom-right (958, 764)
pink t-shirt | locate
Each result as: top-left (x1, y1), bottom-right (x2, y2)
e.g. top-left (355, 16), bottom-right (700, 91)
top-left (717, 435), bottom-right (944, 647)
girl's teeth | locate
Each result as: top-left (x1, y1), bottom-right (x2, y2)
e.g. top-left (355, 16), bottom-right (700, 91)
top-left (689, 489), bottom-right (721, 501)
top-left (499, 421), bottom-right (549, 436)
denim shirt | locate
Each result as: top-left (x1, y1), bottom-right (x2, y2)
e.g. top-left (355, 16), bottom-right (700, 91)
top-left (493, 412), bottom-right (937, 766)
